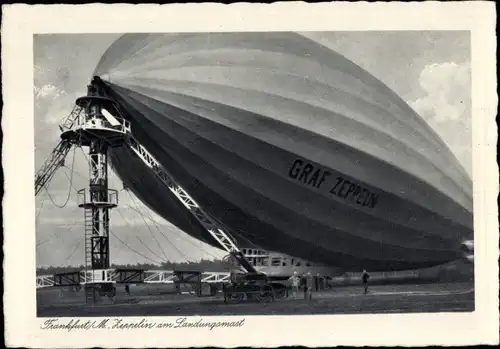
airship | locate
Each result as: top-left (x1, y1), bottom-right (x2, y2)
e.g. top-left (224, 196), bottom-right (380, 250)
top-left (91, 32), bottom-right (473, 274)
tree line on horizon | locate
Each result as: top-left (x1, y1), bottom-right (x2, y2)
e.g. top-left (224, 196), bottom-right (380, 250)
top-left (36, 259), bottom-right (232, 276)
top-left (36, 258), bottom-right (473, 283)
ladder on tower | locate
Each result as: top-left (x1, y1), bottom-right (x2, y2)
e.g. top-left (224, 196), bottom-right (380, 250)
top-left (84, 208), bottom-right (94, 273)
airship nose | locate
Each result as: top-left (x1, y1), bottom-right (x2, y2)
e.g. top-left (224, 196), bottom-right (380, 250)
top-left (98, 73), bottom-right (110, 82)
top-left (460, 240), bottom-right (474, 253)
top-left (460, 240), bottom-right (474, 263)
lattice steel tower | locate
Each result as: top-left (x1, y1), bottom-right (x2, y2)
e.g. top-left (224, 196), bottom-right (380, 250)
top-left (60, 81), bottom-right (130, 296)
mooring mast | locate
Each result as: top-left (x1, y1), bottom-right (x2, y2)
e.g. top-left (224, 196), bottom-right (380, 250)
top-left (35, 76), bottom-right (267, 304)
top-left (59, 82), bottom-right (131, 300)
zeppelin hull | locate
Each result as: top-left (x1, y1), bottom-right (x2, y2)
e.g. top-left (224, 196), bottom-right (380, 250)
top-left (95, 32), bottom-right (473, 271)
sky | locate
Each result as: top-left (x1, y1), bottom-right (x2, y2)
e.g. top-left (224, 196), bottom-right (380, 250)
top-left (34, 32), bottom-right (472, 268)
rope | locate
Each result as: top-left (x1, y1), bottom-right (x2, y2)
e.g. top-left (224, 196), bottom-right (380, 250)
top-left (36, 160), bottom-right (85, 253)
top-left (61, 147), bottom-right (168, 265)
top-left (127, 192), bottom-right (194, 262)
top-left (136, 236), bottom-right (166, 262)
top-left (109, 229), bottom-right (162, 265)
top-left (117, 200), bottom-right (170, 261)
top-left (129, 207), bottom-right (222, 260)
top-left (45, 146), bottom-right (77, 209)
top-left (65, 238), bottom-right (82, 265)
top-left (127, 190), bottom-right (192, 262)
top-left (36, 197), bottom-right (45, 220)
top-left (63, 164), bottom-right (87, 181)
top-left (53, 143), bottom-right (212, 264)
top-left (126, 203), bottom-right (215, 260)
top-left (35, 206), bottom-right (81, 250)
top-left (36, 238), bottom-right (50, 248)
top-left (115, 206), bottom-right (167, 263)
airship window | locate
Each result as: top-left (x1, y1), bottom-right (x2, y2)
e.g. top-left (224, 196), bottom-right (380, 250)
top-left (296, 261), bottom-right (301, 267)
top-left (271, 258), bottom-right (281, 267)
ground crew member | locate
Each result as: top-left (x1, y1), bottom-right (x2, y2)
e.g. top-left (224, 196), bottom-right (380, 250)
top-left (315, 273), bottom-right (322, 291)
top-left (362, 269), bottom-right (370, 294)
top-left (305, 271), bottom-right (314, 300)
top-left (125, 284), bottom-right (130, 296)
top-left (288, 271), bottom-right (300, 300)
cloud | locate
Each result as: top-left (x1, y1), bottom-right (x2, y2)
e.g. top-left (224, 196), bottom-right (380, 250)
top-left (409, 61), bottom-right (471, 123)
top-left (408, 61), bottom-right (472, 175)
top-left (34, 85), bottom-right (75, 127)
top-left (34, 83), bottom-right (66, 101)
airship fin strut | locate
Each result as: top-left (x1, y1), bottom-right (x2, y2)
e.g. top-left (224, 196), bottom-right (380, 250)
top-left (125, 125), bottom-right (259, 275)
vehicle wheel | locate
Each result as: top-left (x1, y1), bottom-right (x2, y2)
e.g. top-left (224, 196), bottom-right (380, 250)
top-left (226, 293), bottom-right (244, 304)
top-left (273, 287), bottom-right (286, 299)
top-left (256, 291), bottom-right (274, 302)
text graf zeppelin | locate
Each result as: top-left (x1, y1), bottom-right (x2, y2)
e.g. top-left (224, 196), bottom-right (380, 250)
top-left (288, 158), bottom-right (380, 209)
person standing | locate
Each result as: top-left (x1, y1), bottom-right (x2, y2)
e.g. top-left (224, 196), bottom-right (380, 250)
top-left (305, 271), bottom-right (314, 300)
top-left (362, 269), bottom-right (370, 294)
top-left (288, 271), bottom-right (300, 300)
top-left (316, 273), bottom-right (322, 291)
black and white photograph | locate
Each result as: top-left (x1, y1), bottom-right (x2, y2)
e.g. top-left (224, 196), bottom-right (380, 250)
top-left (34, 30), bottom-right (476, 318)
top-left (3, 2), bottom-right (498, 348)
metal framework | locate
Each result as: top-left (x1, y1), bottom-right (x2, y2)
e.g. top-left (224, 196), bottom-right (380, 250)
top-left (62, 84), bottom-right (130, 285)
top-left (126, 136), bottom-right (257, 273)
top-left (35, 270), bottom-right (231, 289)
top-left (34, 77), bottom-right (260, 302)
top-left (35, 140), bottom-right (72, 196)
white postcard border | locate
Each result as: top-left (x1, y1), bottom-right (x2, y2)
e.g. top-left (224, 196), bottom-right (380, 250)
top-left (2, 2), bottom-right (498, 347)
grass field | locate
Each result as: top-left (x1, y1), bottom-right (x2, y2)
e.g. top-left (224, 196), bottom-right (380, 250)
top-left (37, 282), bottom-right (474, 317)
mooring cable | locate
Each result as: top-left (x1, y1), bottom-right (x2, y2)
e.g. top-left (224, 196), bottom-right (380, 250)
top-left (109, 228), bottom-right (162, 265)
top-left (45, 146), bottom-right (77, 209)
top-left (126, 190), bottom-right (194, 263)
top-left (124, 203), bottom-right (220, 261)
